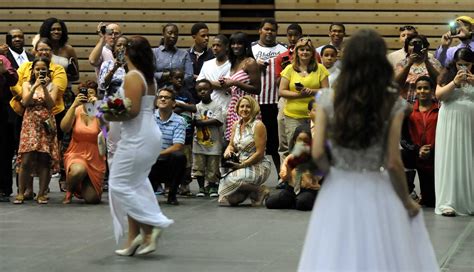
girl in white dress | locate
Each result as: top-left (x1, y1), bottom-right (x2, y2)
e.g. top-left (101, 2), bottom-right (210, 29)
top-left (435, 47), bottom-right (474, 216)
top-left (298, 29), bottom-right (438, 271)
top-left (104, 36), bottom-right (173, 256)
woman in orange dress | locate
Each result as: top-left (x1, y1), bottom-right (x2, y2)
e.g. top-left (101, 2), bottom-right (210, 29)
top-left (60, 80), bottom-right (106, 204)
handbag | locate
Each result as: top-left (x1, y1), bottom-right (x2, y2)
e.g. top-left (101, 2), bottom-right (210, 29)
top-left (66, 57), bottom-right (79, 82)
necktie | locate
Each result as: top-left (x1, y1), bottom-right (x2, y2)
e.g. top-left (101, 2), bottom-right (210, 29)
top-left (17, 55), bottom-right (25, 65)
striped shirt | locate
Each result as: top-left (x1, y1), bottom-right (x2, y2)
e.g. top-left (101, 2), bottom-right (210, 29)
top-left (154, 111), bottom-right (186, 149)
top-left (251, 42), bottom-right (287, 105)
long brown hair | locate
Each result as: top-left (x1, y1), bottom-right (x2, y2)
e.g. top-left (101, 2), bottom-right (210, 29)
top-left (291, 38), bottom-right (317, 73)
top-left (333, 29), bottom-right (398, 149)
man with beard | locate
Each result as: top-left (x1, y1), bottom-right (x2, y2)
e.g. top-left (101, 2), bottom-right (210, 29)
top-left (251, 18), bottom-right (287, 174)
top-left (435, 16), bottom-right (474, 67)
top-left (89, 22), bottom-right (122, 76)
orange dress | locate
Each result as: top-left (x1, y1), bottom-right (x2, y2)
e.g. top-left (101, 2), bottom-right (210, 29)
top-left (64, 107), bottom-right (106, 198)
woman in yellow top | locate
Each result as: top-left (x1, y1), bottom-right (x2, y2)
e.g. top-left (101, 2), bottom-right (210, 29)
top-left (279, 38), bottom-right (329, 155)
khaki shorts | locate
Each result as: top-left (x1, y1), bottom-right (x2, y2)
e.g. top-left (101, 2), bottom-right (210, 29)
top-left (183, 144), bottom-right (192, 168)
top-left (192, 154), bottom-right (221, 184)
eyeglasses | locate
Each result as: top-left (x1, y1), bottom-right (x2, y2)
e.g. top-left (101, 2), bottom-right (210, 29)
top-left (157, 95), bottom-right (173, 101)
top-left (399, 25), bottom-right (416, 31)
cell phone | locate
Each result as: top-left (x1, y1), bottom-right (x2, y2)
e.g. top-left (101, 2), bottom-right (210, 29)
top-left (117, 50), bottom-right (125, 63)
top-left (100, 25), bottom-right (107, 35)
top-left (295, 82), bottom-right (304, 88)
top-left (449, 21), bottom-right (458, 36)
top-left (39, 70), bottom-right (47, 78)
top-left (5, 34), bottom-right (12, 46)
top-left (79, 87), bottom-right (88, 96)
top-left (413, 41), bottom-right (423, 55)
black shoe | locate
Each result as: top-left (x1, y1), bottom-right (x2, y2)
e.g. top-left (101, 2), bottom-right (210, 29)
top-left (0, 195), bottom-right (10, 202)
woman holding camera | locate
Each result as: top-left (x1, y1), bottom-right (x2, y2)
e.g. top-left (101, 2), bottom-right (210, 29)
top-left (395, 34), bottom-right (442, 104)
top-left (60, 80), bottom-right (106, 204)
top-left (435, 48), bottom-right (474, 216)
top-left (218, 95), bottom-right (271, 206)
top-left (278, 38), bottom-right (329, 152)
top-left (14, 57), bottom-right (60, 204)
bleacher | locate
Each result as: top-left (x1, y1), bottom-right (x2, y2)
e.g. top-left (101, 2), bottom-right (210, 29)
top-left (1, 0), bottom-right (471, 84)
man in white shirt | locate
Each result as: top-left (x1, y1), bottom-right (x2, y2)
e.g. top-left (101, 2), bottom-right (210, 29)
top-left (197, 34), bottom-right (231, 110)
top-left (387, 25), bottom-right (418, 68)
top-left (252, 18), bottom-right (287, 173)
top-left (89, 22), bottom-right (122, 76)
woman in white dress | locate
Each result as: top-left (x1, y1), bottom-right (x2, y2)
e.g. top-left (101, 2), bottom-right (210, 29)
top-left (298, 29), bottom-right (438, 271)
top-left (104, 36), bottom-right (173, 256)
top-left (435, 47), bottom-right (474, 216)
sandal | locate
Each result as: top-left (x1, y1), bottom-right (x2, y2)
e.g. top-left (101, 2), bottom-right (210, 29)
top-left (441, 208), bottom-right (456, 217)
top-left (13, 194), bottom-right (24, 204)
top-left (62, 192), bottom-right (72, 204)
top-left (37, 195), bottom-right (48, 204)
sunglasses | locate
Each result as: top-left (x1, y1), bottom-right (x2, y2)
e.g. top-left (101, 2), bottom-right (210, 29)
top-left (298, 37), bottom-right (312, 46)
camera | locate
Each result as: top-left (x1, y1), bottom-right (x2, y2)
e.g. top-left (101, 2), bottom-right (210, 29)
top-left (116, 50), bottom-right (125, 63)
top-left (42, 118), bottom-right (54, 134)
top-left (221, 153), bottom-right (240, 168)
top-left (79, 87), bottom-right (88, 96)
top-left (449, 21), bottom-right (458, 36)
top-left (412, 41), bottom-right (423, 55)
top-left (100, 25), bottom-right (107, 35)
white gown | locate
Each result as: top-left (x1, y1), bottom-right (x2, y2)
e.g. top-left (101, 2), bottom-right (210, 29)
top-left (108, 70), bottom-right (173, 242)
top-left (298, 89), bottom-right (439, 272)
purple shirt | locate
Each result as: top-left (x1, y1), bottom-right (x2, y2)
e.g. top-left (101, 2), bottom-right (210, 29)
top-left (434, 38), bottom-right (474, 67)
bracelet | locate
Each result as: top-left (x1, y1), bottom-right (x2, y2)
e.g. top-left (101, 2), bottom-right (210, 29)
top-left (453, 80), bottom-right (460, 88)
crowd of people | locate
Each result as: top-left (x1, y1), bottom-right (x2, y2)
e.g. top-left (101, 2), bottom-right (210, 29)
top-left (0, 14), bottom-right (473, 263)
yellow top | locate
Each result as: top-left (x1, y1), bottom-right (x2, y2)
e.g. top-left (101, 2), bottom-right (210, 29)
top-left (281, 64), bottom-right (329, 119)
top-left (11, 61), bottom-right (67, 115)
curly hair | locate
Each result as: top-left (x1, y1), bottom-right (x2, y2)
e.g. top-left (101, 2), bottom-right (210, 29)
top-left (39, 17), bottom-right (69, 48)
top-left (332, 29), bottom-right (398, 149)
top-left (126, 36), bottom-right (156, 85)
top-left (438, 47), bottom-right (474, 86)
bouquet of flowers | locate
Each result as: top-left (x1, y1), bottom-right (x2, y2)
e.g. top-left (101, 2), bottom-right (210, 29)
top-left (98, 93), bottom-right (132, 117)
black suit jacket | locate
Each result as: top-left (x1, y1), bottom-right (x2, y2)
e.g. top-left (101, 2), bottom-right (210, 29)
top-left (6, 48), bottom-right (34, 70)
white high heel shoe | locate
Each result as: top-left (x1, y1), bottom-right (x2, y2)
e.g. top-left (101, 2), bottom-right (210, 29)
top-left (115, 234), bottom-right (143, 256)
top-left (136, 227), bottom-right (162, 256)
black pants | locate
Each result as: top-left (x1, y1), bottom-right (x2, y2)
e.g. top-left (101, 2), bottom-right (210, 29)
top-left (0, 120), bottom-right (15, 196)
top-left (260, 104), bottom-right (280, 172)
top-left (266, 186), bottom-right (317, 211)
top-left (148, 150), bottom-right (186, 201)
top-left (417, 167), bottom-right (435, 207)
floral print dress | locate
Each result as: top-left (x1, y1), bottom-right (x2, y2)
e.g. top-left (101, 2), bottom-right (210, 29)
top-left (17, 83), bottom-right (60, 174)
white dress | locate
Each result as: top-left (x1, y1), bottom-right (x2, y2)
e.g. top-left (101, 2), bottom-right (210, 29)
top-left (435, 84), bottom-right (474, 216)
top-left (298, 89), bottom-right (439, 272)
top-left (108, 70), bottom-right (173, 242)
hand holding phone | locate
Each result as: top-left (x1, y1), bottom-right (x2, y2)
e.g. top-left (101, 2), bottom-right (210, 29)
top-left (449, 21), bottom-right (458, 36)
top-left (295, 82), bottom-right (304, 91)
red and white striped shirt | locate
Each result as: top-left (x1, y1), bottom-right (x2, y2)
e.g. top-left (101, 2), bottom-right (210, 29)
top-left (251, 42), bottom-right (287, 105)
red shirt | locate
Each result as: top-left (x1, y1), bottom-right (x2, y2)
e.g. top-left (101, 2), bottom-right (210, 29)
top-left (408, 100), bottom-right (439, 167)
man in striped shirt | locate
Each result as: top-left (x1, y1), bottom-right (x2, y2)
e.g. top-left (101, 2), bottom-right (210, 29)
top-left (252, 18), bottom-right (287, 173)
top-left (149, 88), bottom-right (187, 205)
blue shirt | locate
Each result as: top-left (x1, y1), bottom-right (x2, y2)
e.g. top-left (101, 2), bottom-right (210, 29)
top-left (154, 111), bottom-right (186, 149)
top-left (152, 45), bottom-right (194, 92)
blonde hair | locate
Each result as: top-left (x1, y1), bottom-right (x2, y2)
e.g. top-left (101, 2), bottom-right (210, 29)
top-left (236, 95), bottom-right (260, 121)
top-left (291, 37), bottom-right (317, 73)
